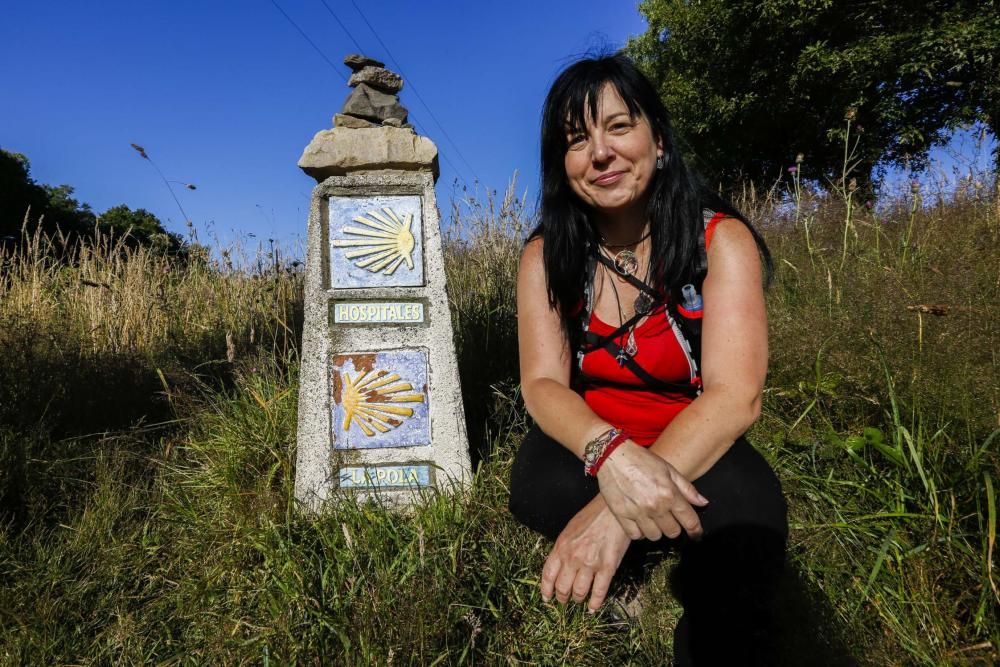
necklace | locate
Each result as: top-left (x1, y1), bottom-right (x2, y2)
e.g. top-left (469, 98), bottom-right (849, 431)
top-left (602, 259), bottom-right (652, 365)
top-left (610, 249), bottom-right (639, 276)
top-left (598, 228), bottom-right (650, 277)
top-left (599, 229), bottom-right (651, 249)
top-left (599, 245), bottom-right (655, 316)
top-left (605, 267), bottom-right (632, 367)
top-left (633, 278), bottom-right (655, 315)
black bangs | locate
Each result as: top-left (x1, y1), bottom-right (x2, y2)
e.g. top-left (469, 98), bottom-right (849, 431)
top-left (558, 77), bottom-right (644, 137)
top-left (541, 54), bottom-right (668, 171)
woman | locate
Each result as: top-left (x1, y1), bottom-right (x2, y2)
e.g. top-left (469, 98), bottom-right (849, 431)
top-left (508, 54), bottom-right (788, 664)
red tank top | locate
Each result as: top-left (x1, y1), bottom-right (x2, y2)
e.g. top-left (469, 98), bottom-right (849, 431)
top-left (579, 306), bottom-right (694, 445)
top-left (577, 213), bottom-right (725, 446)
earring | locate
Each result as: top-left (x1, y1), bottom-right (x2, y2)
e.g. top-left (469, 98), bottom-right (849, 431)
top-left (655, 154), bottom-right (664, 170)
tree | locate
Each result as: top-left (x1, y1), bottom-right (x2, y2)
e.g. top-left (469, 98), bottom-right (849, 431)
top-left (1, 150), bottom-right (49, 240)
top-left (0, 148), bottom-right (95, 242)
top-left (0, 149), bottom-right (186, 256)
top-left (626, 0), bottom-right (999, 189)
top-left (97, 204), bottom-right (181, 250)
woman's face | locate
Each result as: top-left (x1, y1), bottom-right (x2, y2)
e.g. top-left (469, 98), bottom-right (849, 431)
top-left (563, 82), bottom-right (663, 218)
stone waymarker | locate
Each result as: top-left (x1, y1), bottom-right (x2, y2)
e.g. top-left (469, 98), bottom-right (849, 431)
top-left (294, 55), bottom-right (471, 510)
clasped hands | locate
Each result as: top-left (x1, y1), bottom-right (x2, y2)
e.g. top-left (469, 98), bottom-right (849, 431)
top-left (597, 442), bottom-right (709, 542)
top-left (540, 441), bottom-right (708, 611)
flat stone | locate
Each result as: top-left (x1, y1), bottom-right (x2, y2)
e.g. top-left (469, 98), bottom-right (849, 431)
top-left (348, 66), bottom-right (403, 94)
top-left (298, 126), bottom-right (438, 180)
top-left (343, 53), bottom-right (385, 71)
top-left (381, 117), bottom-right (403, 127)
top-left (341, 83), bottom-right (408, 123)
top-left (334, 113), bottom-right (376, 129)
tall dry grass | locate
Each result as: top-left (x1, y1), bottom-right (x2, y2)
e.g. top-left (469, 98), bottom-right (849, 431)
top-left (444, 176), bottom-right (531, 462)
top-left (1, 215), bottom-right (300, 361)
top-left (742, 171), bottom-right (1000, 663)
top-left (0, 216), bottom-right (302, 528)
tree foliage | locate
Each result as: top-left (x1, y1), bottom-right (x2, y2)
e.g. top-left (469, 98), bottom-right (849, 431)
top-left (626, 0), bottom-right (999, 188)
top-left (1, 148), bottom-right (181, 253)
top-left (0, 149), bottom-right (95, 242)
top-left (98, 204), bottom-right (183, 251)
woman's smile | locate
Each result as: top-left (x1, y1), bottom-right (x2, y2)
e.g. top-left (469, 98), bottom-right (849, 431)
top-left (592, 170), bottom-right (625, 186)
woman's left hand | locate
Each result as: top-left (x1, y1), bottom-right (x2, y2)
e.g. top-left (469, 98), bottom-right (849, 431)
top-left (597, 441), bottom-right (708, 541)
top-left (540, 496), bottom-right (631, 611)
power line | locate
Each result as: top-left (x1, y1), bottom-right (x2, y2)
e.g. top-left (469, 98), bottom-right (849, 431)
top-left (268, 0), bottom-right (475, 188)
top-left (348, 0), bottom-right (483, 185)
top-left (269, 0), bottom-right (346, 82)
top-left (307, 0), bottom-right (476, 188)
top-left (316, 0), bottom-right (365, 54)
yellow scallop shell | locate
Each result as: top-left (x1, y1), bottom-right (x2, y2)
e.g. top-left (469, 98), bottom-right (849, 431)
top-left (340, 367), bottom-right (425, 437)
top-left (331, 207), bottom-right (415, 275)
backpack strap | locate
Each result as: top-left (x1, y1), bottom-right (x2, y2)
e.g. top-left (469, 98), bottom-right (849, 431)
top-left (704, 210), bottom-right (725, 252)
top-left (665, 208), bottom-right (728, 393)
top-left (574, 249), bottom-right (599, 374)
top-left (580, 253), bottom-right (663, 362)
top-left (692, 209), bottom-right (726, 281)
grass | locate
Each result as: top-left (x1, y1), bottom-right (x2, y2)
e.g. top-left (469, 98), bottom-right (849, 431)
top-left (1, 170), bottom-right (998, 665)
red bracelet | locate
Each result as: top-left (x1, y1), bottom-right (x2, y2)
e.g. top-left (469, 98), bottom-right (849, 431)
top-left (585, 430), bottom-right (632, 477)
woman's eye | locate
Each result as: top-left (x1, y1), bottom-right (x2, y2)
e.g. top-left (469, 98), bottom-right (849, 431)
top-left (567, 134), bottom-right (587, 148)
top-left (610, 122), bottom-right (631, 132)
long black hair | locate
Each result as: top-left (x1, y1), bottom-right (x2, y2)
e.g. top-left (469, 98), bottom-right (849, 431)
top-left (531, 53), bottom-right (771, 340)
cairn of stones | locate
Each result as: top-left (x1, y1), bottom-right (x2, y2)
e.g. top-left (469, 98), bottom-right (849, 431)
top-left (294, 55), bottom-right (470, 509)
top-left (335, 54), bottom-right (412, 130)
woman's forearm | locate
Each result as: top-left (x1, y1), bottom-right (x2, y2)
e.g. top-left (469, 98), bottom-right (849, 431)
top-left (647, 385), bottom-right (761, 481)
top-left (524, 377), bottom-right (761, 476)
top-left (522, 377), bottom-right (616, 459)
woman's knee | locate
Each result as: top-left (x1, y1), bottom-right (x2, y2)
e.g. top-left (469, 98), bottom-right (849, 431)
top-left (693, 437), bottom-right (788, 540)
top-left (507, 424), bottom-right (598, 539)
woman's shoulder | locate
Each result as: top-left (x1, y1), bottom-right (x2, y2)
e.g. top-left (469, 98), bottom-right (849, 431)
top-left (517, 236), bottom-right (546, 290)
top-left (703, 209), bottom-right (752, 252)
top-left (520, 235), bottom-right (544, 264)
top-left (704, 215), bottom-right (761, 277)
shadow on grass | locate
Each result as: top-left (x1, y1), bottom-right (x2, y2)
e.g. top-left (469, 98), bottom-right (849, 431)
top-left (0, 347), bottom-right (175, 530)
top-left (617, 529), bottom-right (857, 666)
top-left (453, 309), bottom-right (520, 469)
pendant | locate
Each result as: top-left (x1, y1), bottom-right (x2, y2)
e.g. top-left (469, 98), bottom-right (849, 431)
top-left (634, 292), bottom-right (654, 315)
top-left (625, 329), bottom-right (638, 356)
top-left (613, 249), bottom-right (639, 276)
top-left (616, 348), bottom-right (627, 367)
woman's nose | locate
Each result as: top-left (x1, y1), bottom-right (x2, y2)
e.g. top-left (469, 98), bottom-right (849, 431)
top-left (591, 134), bottom-right (614, 162)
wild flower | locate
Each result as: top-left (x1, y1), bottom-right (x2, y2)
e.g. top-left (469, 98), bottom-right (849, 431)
top-left (788, 165), bottom-right (798, 174)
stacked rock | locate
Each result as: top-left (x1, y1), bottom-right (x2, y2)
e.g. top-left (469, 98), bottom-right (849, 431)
top-left (334, 54), bottom-right (412, 130)
top-left (299, 53), bottom-right (437, 180)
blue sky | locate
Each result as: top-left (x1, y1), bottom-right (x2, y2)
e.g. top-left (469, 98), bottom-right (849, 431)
top-left (3, 2), bottom-right (994, 257)
top-left (0, 1), bottom-right (646, 252)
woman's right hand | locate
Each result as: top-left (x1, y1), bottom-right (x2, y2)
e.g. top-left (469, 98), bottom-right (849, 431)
top-left (597, 441), bottom-right (709, 541)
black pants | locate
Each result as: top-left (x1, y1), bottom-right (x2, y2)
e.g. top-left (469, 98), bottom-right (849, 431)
top-left (509, 424), bottom-right (789, 666)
